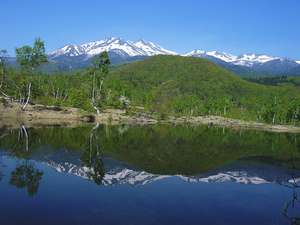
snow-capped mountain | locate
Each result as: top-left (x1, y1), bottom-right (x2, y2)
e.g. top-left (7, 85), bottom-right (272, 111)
top-left (234, 54), bottom-right (279, 66)
top-left (184, 50), bottom-right (280, 67)
top-left (50, 38), bottom-right (297, 67)
top-left (49, 37), bottom-right (176, 58)
top-left (46, 37), bottom-right (177, 70)
top-left (134, 39), bottom-right (176, 56)
top-left (185, 49), bottom-right (300, 76)
top-left (184, 50), bottom-right (238, 63)
top-left (50, 44), bottom-right (86, 57)
top-left (46, 37), bottom-right (300, 76)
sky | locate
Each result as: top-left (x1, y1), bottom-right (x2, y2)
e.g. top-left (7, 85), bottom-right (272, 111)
top-left (1, 0), bottom-right (300, 59)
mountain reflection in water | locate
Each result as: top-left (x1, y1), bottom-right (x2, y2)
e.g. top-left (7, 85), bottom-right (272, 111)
top-left (0, 124), bottom-right (300, 225)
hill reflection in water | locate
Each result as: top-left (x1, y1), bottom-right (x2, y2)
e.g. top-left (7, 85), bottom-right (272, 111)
top-left (0, 124), bottom-right (300, 225)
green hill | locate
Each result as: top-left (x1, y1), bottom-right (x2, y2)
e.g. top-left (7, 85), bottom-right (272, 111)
top-left (106, 55), bottom-right (300, 122)
top-left (3, 55), bottom-right (300, 125)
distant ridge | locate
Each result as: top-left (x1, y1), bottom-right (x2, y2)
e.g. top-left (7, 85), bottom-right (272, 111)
top-left (32, 36), bottom-right (300, 76)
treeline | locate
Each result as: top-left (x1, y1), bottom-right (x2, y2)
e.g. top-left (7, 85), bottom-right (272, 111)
top-left (245, 75), bottom-right (300, 87)
top-left (1, 39), bottom-right (300, 125)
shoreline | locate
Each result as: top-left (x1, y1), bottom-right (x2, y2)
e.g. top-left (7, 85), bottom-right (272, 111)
top-left (1, 99), bottom-right (300, 133)
top-left (165, 116), bottom-right (300, 133)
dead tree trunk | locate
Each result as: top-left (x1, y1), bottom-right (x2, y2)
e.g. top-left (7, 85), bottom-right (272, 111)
top-left (22, 82), bottom-right (31, 110)
top-left (20, 125), bottom-right (29, 151)
top-left (91, 72), bottom-right (100, 115)
top-left (272, 113), bottom-right (276, 124)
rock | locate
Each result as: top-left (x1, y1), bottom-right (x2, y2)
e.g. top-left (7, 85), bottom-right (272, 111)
top-left (81, 115), bottom-right (96, 123)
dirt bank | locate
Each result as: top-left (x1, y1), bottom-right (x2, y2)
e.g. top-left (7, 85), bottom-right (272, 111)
top-left (166, 116), bottom-right (300, 133)
top-left (1, 98), bottom-right (300, 133)
top-left (0, 98), bottom-right (156, 128)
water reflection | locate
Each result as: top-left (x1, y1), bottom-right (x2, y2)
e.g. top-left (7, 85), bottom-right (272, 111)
top-left (0, 159), bottom-right (3, 182)
top-left (0, 125), bottom-right (43, 196)
top-left (278, 160), bottom-right (300, 225)
top-left (10, 161), bottom-right (43, 197)
top-left (1, 124), bottom-right (300, 184)
top-left (1, 124), bottom-right (300, 224)
top-left (81, 123), bottom-right (105, 185)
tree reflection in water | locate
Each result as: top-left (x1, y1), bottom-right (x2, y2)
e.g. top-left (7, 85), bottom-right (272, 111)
top-left (10, 162), bottom-right (43, 197)
top-left (280, 159), bottom-right (300, 225)
top-left (9, 125), bottom-right (43, 197)
top-left (80, 123), bottom-right (105, 185)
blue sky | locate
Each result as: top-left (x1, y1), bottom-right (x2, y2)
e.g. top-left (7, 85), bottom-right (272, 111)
top-left (1, 0), bottom-right (300, 59)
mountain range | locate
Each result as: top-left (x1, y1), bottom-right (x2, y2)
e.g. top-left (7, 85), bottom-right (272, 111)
top-left (40, 37), bottom-right (300, 76)
top-left (184, 50), bottom-right (300, 77)
top-left (49, 37), bottom-right (176, 58)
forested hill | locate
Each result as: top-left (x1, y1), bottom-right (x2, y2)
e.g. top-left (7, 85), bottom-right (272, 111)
top-left (2, 53), bottom-right (300, 125)
top-left (106, 55), bottom-right (300, 123)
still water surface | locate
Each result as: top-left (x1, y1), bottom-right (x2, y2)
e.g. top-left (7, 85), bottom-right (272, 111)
top-left (0, 124), bottom-right (300, 225)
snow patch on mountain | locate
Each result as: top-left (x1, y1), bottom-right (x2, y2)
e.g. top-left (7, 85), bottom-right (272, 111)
top-left (183, 49), bottom-right (205, 56)
top-left (233, 54), bottom-right (279, 66)
top-left (184, 50), bottom-right (237, 62)
top-left (206, 51), bottom-right (238, 63)
top-left (134, 40), bottom-right (177, 56)
top-left (50, 44), bottom-right (86, 57)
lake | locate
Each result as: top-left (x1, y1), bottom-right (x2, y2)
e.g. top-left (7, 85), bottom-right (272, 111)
top-left (0, 124), bottom-right (299, 225)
